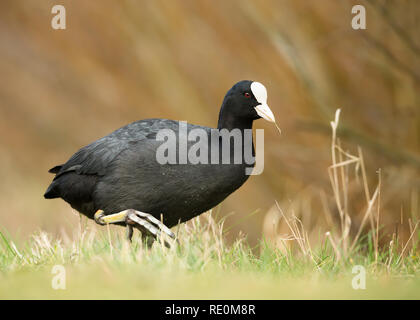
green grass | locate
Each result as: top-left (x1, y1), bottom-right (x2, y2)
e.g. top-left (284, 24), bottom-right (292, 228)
top-left (1, 111), bottom-right (418, 299)
top-left (0, 212), bottom-right (419, 300)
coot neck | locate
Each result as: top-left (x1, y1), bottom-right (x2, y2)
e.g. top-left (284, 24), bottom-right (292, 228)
top-left (217, 100), bottom-right (253, 131)
top-left (216, 98), bottom-right (256, 160)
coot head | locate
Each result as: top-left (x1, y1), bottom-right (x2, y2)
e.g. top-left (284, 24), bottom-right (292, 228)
top-left (220, 80), bottom-right (275, 125)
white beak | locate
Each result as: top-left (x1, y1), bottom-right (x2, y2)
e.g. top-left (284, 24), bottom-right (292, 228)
top-left (255, 103), bottom-right (275, 122)
top-left (251, 82), bottom-right (275, 123)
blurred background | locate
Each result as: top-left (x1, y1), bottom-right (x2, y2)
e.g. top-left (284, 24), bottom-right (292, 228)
top-left (0, 0), bottom-right (418, 247)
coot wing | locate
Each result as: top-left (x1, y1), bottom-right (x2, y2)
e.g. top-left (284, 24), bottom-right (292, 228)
top-left (51, 119), bottom-right (175, 179)
top-left (53, 136), bottom-right (133, 178)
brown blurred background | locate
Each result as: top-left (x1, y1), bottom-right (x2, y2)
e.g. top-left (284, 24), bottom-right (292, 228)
top-left (0, 0), bottom-right (419, 245)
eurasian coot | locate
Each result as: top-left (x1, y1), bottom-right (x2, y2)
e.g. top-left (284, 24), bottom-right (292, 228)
top-left (44, 80), bottom-right (275, 242)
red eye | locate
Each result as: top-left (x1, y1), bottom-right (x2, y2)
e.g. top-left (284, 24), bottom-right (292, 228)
top-left (244, 92), bottom-right (251, 98)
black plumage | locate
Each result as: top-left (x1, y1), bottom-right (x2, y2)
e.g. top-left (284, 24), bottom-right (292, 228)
top-left (44, 80), bottom-right (274, 229)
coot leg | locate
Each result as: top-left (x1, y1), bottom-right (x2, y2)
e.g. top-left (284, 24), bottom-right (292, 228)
top-left (126, 224), bottom-right (134, 242)
top-left (94, 209), bottom-right (175, 246)
top-left (141, 234), bottom-right (156, 248)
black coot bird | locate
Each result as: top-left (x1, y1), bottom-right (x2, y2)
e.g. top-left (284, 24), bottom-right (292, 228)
top-left (44, 80), bottom-right (275, 243)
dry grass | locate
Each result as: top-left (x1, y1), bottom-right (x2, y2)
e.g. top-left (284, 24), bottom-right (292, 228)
top-left (263, 109), bottom-right (419, 271)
